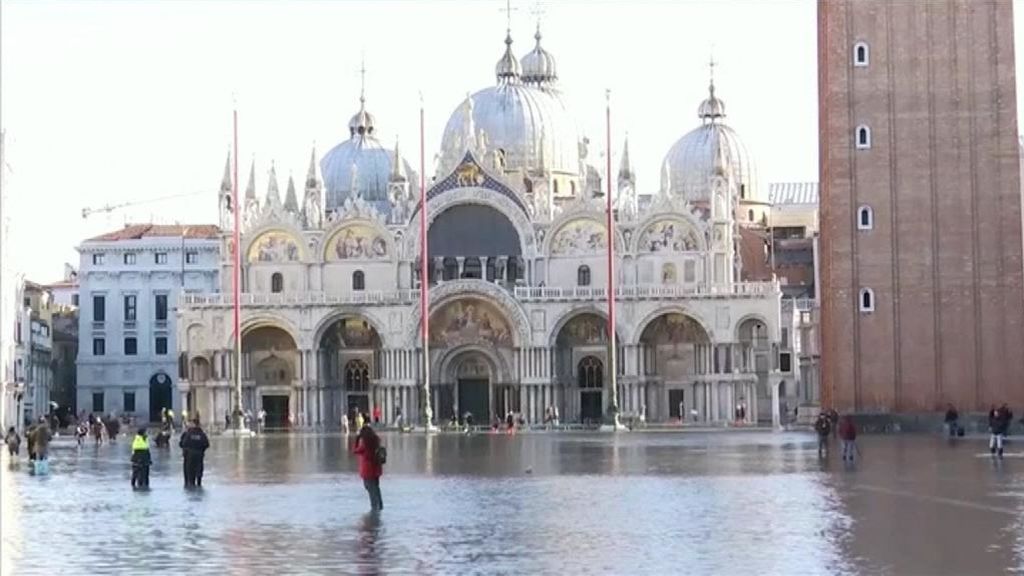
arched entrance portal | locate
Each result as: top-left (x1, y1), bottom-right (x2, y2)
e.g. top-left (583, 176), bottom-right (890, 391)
top-left (638, 313), bottom-right (711, 422)
top-left (430, 296), bottom-right (516, 424)
top-left (318, 316), bottom-right (381, 427)
top-left (554, 312), bottom-right (617, 424)
top-left (242, 325), bottom-right (299, 429)
top-left (149, 372), bottom-right (173, 423)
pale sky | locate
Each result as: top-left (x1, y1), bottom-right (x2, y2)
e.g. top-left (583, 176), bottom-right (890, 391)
top-left (0, 1), bottom-right (1016, 284)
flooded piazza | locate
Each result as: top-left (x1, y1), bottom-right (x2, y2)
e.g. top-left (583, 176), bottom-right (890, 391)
top-left (2, 431), bottom-right (1023, 575)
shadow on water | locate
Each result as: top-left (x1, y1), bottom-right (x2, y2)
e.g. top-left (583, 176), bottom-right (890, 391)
top-left (1, 432), bottom-right (1023, 574)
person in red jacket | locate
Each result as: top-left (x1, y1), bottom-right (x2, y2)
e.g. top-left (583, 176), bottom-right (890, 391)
top-left (838, 415), bottom-right (858, 462)
top-left (354, 423), bottom-right (384, 511)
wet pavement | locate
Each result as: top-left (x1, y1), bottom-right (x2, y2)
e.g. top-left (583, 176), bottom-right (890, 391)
top-left (2, 431), bottom-right (1023, 575)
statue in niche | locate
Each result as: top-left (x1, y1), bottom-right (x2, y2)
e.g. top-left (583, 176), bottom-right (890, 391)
top-left (220, 194), bottom-right (233, 230)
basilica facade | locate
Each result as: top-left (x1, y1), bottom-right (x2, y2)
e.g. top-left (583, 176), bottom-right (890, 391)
top-left (176, 27), bottom-right (786, 429)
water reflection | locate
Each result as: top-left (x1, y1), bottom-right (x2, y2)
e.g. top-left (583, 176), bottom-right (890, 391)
top-left (1, 432), bottom-right (1022, 574)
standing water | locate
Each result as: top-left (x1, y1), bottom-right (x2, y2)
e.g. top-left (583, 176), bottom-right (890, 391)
top-left (2, 431), bottom-right (1023, 575)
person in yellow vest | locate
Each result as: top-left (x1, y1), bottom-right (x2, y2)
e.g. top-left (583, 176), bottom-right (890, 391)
top-left (354, 411), bottom-right (365, 432)
top-left (131, 428), bottom-right (152, 490)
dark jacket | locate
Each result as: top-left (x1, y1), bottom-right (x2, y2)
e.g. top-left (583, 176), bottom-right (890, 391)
top-left (814, 416), bottom-right (832, 437)
top-left (944, 409), bottom-right (959, 423)
top-left (992, 409), bottom-right (1013, 436)
top-left (179, 427), bottom-right (210, 455)
top-left (354, 429), bottom-right (383, 480)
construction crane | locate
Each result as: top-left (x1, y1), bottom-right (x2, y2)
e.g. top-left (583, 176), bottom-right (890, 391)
top-left (81, 190), bottom-right (206, 219)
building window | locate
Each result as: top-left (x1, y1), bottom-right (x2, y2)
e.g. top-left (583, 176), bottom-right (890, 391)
top-left (781, 327), bottom-right (790, 348)
top-left (93, 337), bottom-right (106, 356)
top-left (662, 263), bottom-right (677, 284)
top-left (856, 125), bottom-right (871, 149)
top-left (92, 392), bottom-right (105, 413)
top-left (552, 180), bottom-right (559, 196)
top-left (577, 356), bottom-right (603, 389)
top-left (123, 295), bottom-right (136, 321)
top-left (780, 352), bottom-right (792, 373)
top-left (124, 337), bottom-right (137, 356)
top-left (577, 265), bottom-right (591, 287)
top-left (271, 273), bottom-right (284, 293)
top-left (93, 295), bottom-right (106, 322)
top-left (123, 391), bottom-right (136, 413)
top-left (353, 270), bottom-right (365, 291)
top-left (859, 288), bottom-right (875, 313)
top-left (124, 252), bottom-right (137, 265)
top-left (684, 260), bottom-right (697, 283)
top-left (748, 209), bottom-right (755, 222)
top-left (345, 359), bottom-right (370, 393)
top-left (858, 205), bottom-right (874, 230)
top-left (71, 294), bottom-right (79, 306)
top-left (853, 42), bottom-right (869, 67)
top-left (155, 294), bottom-right (168, 321)
top-left (92, 253), bottom-right (106, 265)
top-left (154, 252), bottom-right (168, 264)
top-left (570, 181), bottom-right (577, 196)
top-left (185, 251), bottom-right (199, 264)
top-left (155, 336), bottom-right (168, 356)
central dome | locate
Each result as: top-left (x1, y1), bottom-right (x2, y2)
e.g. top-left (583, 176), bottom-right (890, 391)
top-left (439, 30), bottom-right (580, 178)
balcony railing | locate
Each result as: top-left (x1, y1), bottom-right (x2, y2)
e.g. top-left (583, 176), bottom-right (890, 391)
top-left (179, 281), bottom-right (779, 309)
top-left (513, 282), bottom-right (779, 302)
top-left (181, 290), bottom-right (421, 308)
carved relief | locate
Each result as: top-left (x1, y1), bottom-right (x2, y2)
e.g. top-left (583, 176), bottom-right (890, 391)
top-left (641, 313), bottom-right (709, 344)
top-left (247, 231), bottom-right (302, 263)
top-left (638, 219), bottom-right (700, 252)
top-left (326, 223), bottom-right (389, 260)
top-left (550, 219), bottom-right (607, 255)
top-left (430, 297), bottom-right (512, 348)
top-left (556, 313), bottom-right (609, 346)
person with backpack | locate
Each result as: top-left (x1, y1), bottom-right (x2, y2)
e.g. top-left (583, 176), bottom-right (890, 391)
top-left (353, 422), bottom-right (385, 511)
top-left (814, 412), bottom-right (832, 458)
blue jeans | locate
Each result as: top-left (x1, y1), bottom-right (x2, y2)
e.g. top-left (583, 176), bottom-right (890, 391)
top-left (841, 440), bottom-right (856, 460)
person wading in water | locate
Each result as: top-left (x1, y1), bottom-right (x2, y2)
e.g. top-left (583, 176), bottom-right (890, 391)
top-left (353, 422), bottom-right (385, 511)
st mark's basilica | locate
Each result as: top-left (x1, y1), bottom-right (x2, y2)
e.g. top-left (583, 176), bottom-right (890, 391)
top-left (176, 25), bottom-right (787, 429)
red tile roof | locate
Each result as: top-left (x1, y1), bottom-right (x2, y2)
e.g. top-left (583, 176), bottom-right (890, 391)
top-left (86, 224), bottom-right (220, 242)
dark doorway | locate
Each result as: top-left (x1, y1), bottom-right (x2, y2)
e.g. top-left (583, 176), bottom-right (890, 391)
top-left (149, 373), bottom-right (173, 423)
top-left (436, 384), bottom-right (455, 422)
top-left (262, 395), bottom-right (289, 429)
top-left (580, 391), bottom-right (603, 422)
top-left (458, 378), bottom-right (489, 424)
top-left (669, 389), bottom-right (685, 419)
top-left (347, 394), bottom-right (370, 419)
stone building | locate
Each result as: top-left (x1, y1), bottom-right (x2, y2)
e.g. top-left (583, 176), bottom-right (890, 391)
top-left (178, 26), bottom-right (787, 429)
top-left (818, 0), bottom-right (1024, 412)
top-left (12, 281), bottom-right (54, 428)
top-left (76, 224), bottom-right (219, 422)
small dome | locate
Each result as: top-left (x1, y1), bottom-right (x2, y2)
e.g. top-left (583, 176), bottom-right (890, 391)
top-left (321, 101), bottom-right (417, 215)
top-left (348, 105), bottom-right (375, 137)
top-left (660, 123), bottom-right (757, 204)
top-left (697, 83), bottom-right (726, 122)
top-left (520, 26), bottom-right (557, 85)
top-left (495, 31), bottom-right (521, 83)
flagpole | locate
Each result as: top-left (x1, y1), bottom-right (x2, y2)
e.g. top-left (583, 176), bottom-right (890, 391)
top-left (232, 105), bottom-right (244, 430)
top-left (605, 89), bottom-right (620, 429)
top-left (419, 94), bottom-right (434, 430)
